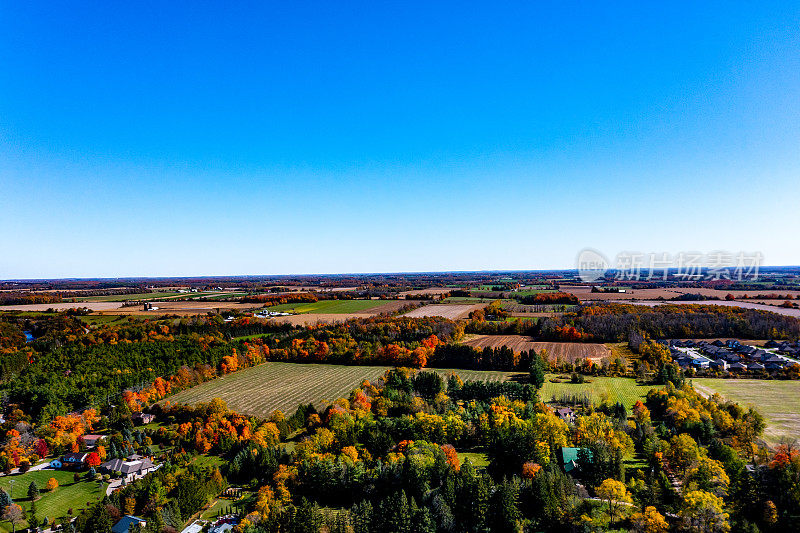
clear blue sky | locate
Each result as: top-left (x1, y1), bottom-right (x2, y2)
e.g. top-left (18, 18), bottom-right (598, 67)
top-left (1, 2), bottom-right (799, 278)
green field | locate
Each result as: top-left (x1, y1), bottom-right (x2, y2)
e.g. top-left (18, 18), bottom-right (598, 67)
top-left (693, 379), bottom-right (800, 443)
top-left (541, 376), bottom-right (651, 409)
top-left (165, 362), bottom-right (649, 418)
top-left (265, 300), bottom-right (392, 314)
top-left (0, 469), bottom-right (107, 531)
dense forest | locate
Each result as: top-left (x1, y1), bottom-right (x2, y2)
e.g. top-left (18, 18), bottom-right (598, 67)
top-left (67, 368), bottom-right (799, 533)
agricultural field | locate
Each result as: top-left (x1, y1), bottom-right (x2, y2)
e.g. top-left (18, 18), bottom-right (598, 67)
top-left (559, 285), bottom-right (682, 301)
top-left (165, 361), bottom-right (649, 419)
top-left (0, 469), bottom-right (107, 532)
top-left (398, 288), bottom-right (452, 297)
top-left (461, 335), bottom-right (611, 363)
top-left (402, 303), bottom-right (485, 319)
top-left (166, 363), bottom-right (391, 417)
top-left (264, 299), bottom-right (396, 314)
top-left (692, 378), bottom-right (800, 444)
top-left (165, 363), bottom-right (525, 417)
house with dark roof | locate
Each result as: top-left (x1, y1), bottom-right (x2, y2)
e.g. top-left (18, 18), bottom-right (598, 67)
top-left (101, 454), bottom-right (158, 480)
top-left (61, 452), bottom-right (87, 467)
top-left (748, 362), bottom-right (765, 371)
top-left (132, 412), bottom-right (156, 425)
top-left (711, 359), bottom-right (728, 370)
top-left (729, 362), bottom-right (747, 371)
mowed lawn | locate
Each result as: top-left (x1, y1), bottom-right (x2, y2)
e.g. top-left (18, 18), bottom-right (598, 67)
top-left (165, 362), bottom-right (650, 418)
top-left (693, 379), bottom-right (800, 443)
top-left (540, 376), bottom-right (651, 409)
top-left (0, 469), bottom-right (107, 531)
top-left (265, 300), bottom-right (393, 314)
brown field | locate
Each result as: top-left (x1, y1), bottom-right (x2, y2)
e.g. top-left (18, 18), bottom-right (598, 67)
top-left (398, 288), bottom-right (452, 297)
top-left (403, 303), bottom-right (485, 319)
top-left (670, 287), bottom-right (800, 299)
top-left (560, 285), bottom-right (800, 303)
top-left (627, 300), bottom-right (800, 318)
top-left (560, 285), bottom-right (681, 300)
top-left (461, 334), bottom-right (610, 363)
top-left (0, 302), bottom-right (127, 312)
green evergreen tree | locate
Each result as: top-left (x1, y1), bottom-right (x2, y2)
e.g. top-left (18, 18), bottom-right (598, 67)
top-left (27, 481), bottom-right (39, 501)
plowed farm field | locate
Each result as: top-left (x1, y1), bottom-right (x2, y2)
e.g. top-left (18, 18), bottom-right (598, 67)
top-left (402, 304), bottom-right (485, 319)
top-left (164, 362), bottom-right (517, 417)
top-left (461, 335), bottom-right (611, 363)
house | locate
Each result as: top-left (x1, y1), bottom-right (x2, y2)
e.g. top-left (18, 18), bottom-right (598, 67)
top-left (555, 407), bottom-right (575, 422)
top-left (765, 340), bottom-right (779, 348)
top-left (180, 523), bottom-right (204, 533)
top-left (560, 447), bottom-right (592, 474)
top-left (62, 452), bottom-right (87, 467)
top-left (747, 362), bottom-right (765, 371)
top-left (729, 362), bottom-right (747, 371)
top-left (710, 359), bottom-right (728, 370)
top-left (132, 412), bottom-right (156, 425)
top-left (112, 515), bottom-right (146, 533)
top-left (49, 459), bottom-right (62, 469)
top-left (101, 454), bottom-right (159, 480)
top-left (82, 434), bottom-right (106, 448)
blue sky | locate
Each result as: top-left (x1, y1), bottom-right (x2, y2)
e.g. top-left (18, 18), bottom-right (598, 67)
top-left (1, 2), bottom-right (799, 278)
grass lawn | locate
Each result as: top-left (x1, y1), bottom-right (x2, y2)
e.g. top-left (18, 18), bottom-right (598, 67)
top-left (232, 333), bottom-right (274, 341)
top-left (190, 455), bottom-right (225, 469)
top-left (540, 376), bottom-right (652, 409)
top-left (200, 498), bottom-right (229, 520)
top-left (692, 378), bottom-right (800, 444)
top-left (458, 450), bottom-right (489, 468)
top-left (264, 300), bottom-right (393, 314)
top-left (0, 469), bottom-right (107, 531)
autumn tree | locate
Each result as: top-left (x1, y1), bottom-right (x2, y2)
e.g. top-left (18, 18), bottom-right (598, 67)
top-left (85, 452), bottom-right (101, 467)
top-left (631, 505), bottom-right (668, 533)
top-left (595, 478), bottom-right (631, 527)
top-left (679, 490), bottom-right (730, 533)
top-left (45, 478), bottom-right (58, 491)
top-left (2, 503), bottom-right (23, 533)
